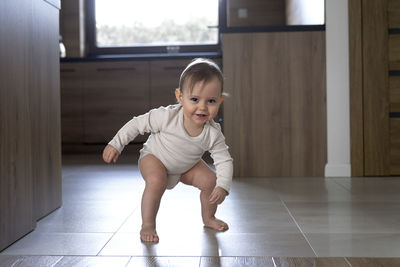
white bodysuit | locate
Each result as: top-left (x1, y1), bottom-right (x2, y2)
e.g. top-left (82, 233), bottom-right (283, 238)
top-left (108, 104), bottom-right (233, 192)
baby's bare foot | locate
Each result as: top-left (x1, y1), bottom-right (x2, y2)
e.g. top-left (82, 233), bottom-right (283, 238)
top-left (140, 224), bottom-right (159, 243)
top-left (204, 217), bottom-right (229, 232)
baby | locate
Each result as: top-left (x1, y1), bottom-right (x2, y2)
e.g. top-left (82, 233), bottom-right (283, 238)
top-left (102, 58), bottom-right (233, 243)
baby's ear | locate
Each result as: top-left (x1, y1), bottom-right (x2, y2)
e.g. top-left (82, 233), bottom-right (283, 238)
top-left (219, 94), bottom-right (225, 104)
top-left (175, 88), bottom-right (183, 104)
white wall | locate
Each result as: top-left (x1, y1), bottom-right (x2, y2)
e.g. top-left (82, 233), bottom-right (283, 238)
top-left (325, 0), bottom-right (351, 177)
top-left (286, 0), bottom-right (325, 25)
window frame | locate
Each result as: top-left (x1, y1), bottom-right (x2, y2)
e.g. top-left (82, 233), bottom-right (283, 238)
top-left (85, 0), bottom-right (225, 56)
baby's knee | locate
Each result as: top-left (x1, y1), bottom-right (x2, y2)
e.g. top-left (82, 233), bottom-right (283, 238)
top-left (145, 175), bottom-right (168, 192)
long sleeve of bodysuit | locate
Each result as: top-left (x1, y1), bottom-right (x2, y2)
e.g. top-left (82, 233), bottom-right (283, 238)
top-left (108, 108), bottom-right (164, 153)
top-left (209, 131), bottom-right (234, 193)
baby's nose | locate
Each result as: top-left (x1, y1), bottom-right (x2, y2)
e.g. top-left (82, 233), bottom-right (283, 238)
top-left (199, 102), bottom-right (207, 110)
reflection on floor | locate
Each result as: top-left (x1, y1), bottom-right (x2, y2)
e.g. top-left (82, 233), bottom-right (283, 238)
top-left (1, 154), bottom-right (400, 266)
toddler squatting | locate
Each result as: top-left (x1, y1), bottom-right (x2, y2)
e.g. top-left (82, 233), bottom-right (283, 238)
top-left (102, 58), bottom-right (233, 243)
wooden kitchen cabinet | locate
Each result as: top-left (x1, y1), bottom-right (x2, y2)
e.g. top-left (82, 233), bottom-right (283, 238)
top-left (149, 59), bottom-right (222, 109)
top-left (31, 0), bottom-right (62, 221)
top-left (60, 63), bottom-right (85, 143)
top-left (82, 61), bottom-right (150, 143)
top-left (149, 60), bottom-right (190, 108)
top-left (1, 0), bottom-right (61, 251)
top-left (60, 58), bottom-right (219, 148)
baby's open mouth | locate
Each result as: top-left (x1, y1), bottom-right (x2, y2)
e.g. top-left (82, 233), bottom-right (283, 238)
top-left (196, 114), bottom-right (207, 117)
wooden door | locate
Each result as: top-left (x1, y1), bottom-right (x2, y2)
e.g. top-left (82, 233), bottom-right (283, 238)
top-left (349, 0), bottom-right (400, 176)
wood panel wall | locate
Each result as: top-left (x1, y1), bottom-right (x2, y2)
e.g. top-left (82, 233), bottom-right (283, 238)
top-left (223, 31), bottom-right (326, 177)
top-left (0, 0), bottom-right (61, 251)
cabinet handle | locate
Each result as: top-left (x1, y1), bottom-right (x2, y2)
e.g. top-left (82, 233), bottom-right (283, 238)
top-left (61, 68), bottom-right (76, 73)
top-left (164, 66), bottom-right (185, 71)
top-left (97, 67), bottom-right (137, 72)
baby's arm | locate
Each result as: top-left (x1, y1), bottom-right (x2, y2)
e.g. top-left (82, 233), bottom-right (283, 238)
top-left (103, 144), bottom-right (119, 163)
top-left (209, 129), bottom-right (234, 196)
top-left (106, 107), bottom-right (166, 157)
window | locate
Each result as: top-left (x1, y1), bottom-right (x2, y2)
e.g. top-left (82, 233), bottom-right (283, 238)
top-left (86, 0), bottom-right (221, 55)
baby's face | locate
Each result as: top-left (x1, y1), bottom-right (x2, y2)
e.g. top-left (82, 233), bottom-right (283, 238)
top-left (176, 77), bottom-right (224, 129)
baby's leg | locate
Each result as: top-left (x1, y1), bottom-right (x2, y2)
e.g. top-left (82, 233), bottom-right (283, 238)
top-left (181, 160), bottom-right (228, 231)
top-left (139, 154), bottom-right (168, 242)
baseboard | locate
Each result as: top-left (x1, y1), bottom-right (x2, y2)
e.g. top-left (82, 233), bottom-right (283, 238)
top-left (325, 163), bottom-right (351, 177)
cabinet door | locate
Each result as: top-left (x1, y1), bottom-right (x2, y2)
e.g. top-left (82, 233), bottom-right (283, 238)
top-left (60, 63), bottom-right (84, 143)
top-left (83, 61), bottom-right (150, 143)
top-left (0, 0), bottom-right (35, 251)
top-left (31, 0), bottom-right (62, 220)
top-left (150, 60), bottom-right (190, 109)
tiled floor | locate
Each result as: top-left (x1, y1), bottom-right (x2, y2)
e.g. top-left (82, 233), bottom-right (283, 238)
top-left (1, 153), bottom-right (400, 266)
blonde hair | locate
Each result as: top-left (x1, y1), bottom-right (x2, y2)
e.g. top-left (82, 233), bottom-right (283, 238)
top-left (179, 58), bottom-right (223, 93)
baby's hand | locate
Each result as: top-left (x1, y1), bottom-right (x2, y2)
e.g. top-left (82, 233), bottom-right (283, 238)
top-left (103, 145), bottom-right (119, 163)
top-left (209, 187), bottom-right (227, 205)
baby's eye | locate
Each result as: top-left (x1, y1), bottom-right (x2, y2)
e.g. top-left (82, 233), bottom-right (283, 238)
top-left (208, 99), bottom-right (216, 104)
top-left (190, 97), bottom-right (198, 102)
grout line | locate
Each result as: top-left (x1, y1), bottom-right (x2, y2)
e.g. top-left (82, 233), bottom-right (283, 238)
top-left (124, 256), bottom-right (132, 267)
top-left (344, 257), bottom-right (353, 267)
top-left (51, 256), bottom-right (64, 267)
top-left (95, 207), bottom-right (139, 256)
top-left (10, 258), bottom-right (24, 267)
top-left (271, 256), bottom-right (278, 267)
top-left (332, 178), bottom-right (352, 192)
top-left (280, 200), bottom-right (318, 257)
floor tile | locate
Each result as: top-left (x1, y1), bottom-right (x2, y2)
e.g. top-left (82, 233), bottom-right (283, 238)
top-left (4, 154), bottom-right (400, 259)
top-left (200, 256), bottom-right (274, 267)
top-left (34, 200), bottom-right (135, 233)
top-left (127, 256), bottom-right (200, 267)
top-left (345, 258), bottom-right (400, 267)
top-left (270, 257), bottom-right (351, 267)
top-left (99, 230), bottom-right (219, 257)
top-left (285, 202), bottom-right (400, 233)
top-left (100, 230), bottom-right (316, 257)
top-left (333, 177), bottom-right (400, 202)
top-left (272, 257), bottom-right (350, 267)
top-left (62, 172), bottom-right (143, 203)
top-left (56, 256), bottom-right (130, 266)
top-left (0, 255), bottom-right (63, 267)
top-left (306, 233), bottom-right (400, 257)
top-left (1, 232), bottom-right (112, 256)
top-left (215, 233), bottom-right (316, 257)
top-left (228, 178), bottom-right (282, 203)
top-left (270, 177), bottom-right (352, 202)
top-left (219, 201), bottom-right (301, 234)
